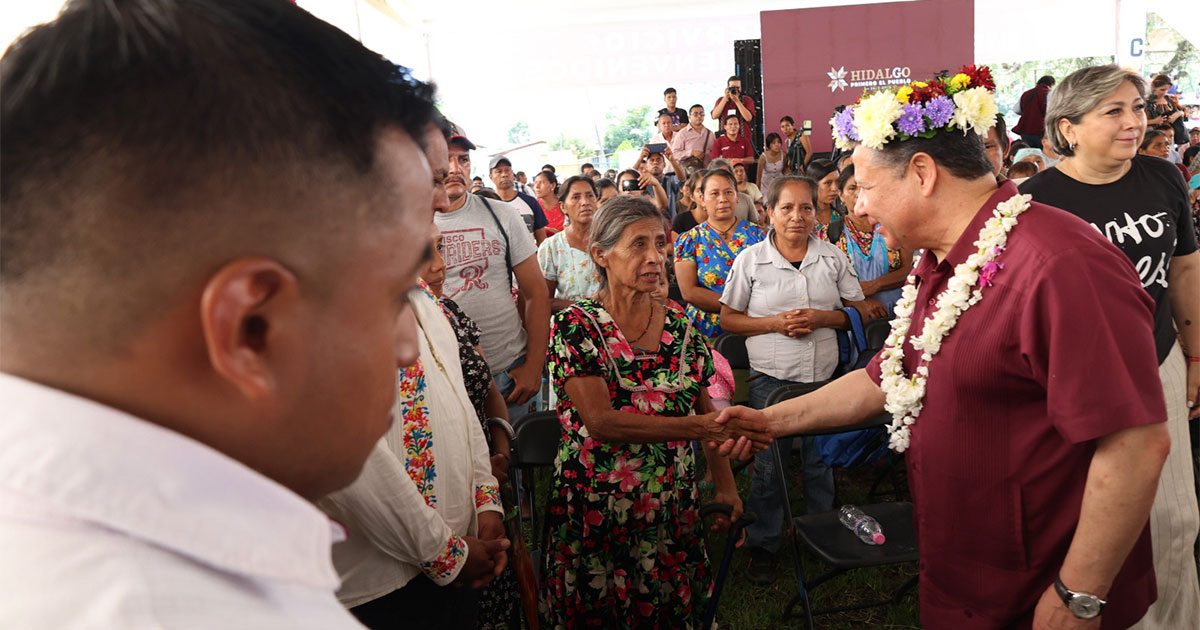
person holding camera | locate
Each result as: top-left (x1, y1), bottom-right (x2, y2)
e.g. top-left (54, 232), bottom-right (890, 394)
top-left (780, 116), bottom-right (812, 175)
top-left (711, 75), bottom-right (756, 129)
top-left (616, 163), bottom-right (669, 216)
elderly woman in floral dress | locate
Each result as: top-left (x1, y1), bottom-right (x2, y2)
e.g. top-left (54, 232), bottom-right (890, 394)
top-left (540, 195), bottom-right (769, 630)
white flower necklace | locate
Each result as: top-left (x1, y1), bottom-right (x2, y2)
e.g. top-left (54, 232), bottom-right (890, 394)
top-left (879, 193), bottom-right (1032, 452)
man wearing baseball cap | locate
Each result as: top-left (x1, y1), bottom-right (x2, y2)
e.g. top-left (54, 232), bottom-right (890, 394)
top-left (437, 124), bottom-right (550, 426)
top-left (489, 155), bottom-right (548, 245)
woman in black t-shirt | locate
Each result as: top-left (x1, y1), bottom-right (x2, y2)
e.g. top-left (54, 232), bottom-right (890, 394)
top-left (1146, 74), bottom-right (1189, 146)
top-left (1021, 64), bottom-right (1200, 627)
top-left (670, 170), bottom-right (707, 240)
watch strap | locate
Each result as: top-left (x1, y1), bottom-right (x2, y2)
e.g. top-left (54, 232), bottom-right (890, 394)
top-left (1055, 576), bottom-right (1106, 618)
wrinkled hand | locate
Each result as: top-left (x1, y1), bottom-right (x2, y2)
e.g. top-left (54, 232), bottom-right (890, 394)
top-left (454, 535), bottom-right (509, 588)
top-left (705, 407), bottom-right (772, 458)
top-left (504, 361), bottom-right (541, 405)
top-left (710, 489), bottom-right (746, 546)
top-left (1031, 584), bottom-right (1099, 630)
top-left (1186, 361), bottom-right (1199, 420)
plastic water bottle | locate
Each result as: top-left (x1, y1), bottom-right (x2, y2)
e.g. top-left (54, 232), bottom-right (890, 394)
top-left (838, 505), bottom-right (886, 545)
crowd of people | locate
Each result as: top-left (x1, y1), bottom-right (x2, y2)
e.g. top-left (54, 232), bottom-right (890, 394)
top-left (2, 2), bottom-right (1199, 630)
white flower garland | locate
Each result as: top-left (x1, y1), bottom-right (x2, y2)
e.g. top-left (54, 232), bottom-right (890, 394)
top-left (879, 193), bottom-right (1032, 452)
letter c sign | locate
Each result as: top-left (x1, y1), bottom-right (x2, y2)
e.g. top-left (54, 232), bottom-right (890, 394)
top-left (1130, 38), bottom-right (1144, 57)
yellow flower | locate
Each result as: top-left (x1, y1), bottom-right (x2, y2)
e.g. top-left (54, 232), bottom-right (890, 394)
top-left (913, 81), bottom-right (928, 88)
top-left (895, 86), bottom-right (913, 104)
top-left (949, 73), bottom-right (970, 90)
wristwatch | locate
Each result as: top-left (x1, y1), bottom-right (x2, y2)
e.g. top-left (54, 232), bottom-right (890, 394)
top-left (1054, 576), bottom-right (1106, 619)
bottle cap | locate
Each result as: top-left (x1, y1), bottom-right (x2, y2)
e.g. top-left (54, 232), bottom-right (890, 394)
top-left (872, 533), bottom-right (886, 545)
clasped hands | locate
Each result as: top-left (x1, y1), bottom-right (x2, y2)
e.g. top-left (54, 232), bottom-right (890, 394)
top-left (701, 406), bottom-right (774, 461)
top-left (771, 309), bottom-right (824, 337)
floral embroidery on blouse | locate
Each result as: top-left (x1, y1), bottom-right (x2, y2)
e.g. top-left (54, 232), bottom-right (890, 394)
top-left (422, 534), bottom-right (467, 583)
top-left (836, 221), bottom-right (902, 270)
top-left (673, 220), bottom-right (766, 337)
top-left (812, 208), bottom-right (844, 243)
top-left (475, 484), bottom-right (501, 509)
top-left (399, 362), bottom-right (437, 507)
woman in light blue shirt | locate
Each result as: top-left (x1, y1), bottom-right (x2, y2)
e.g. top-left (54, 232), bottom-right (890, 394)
top-left (718, 175), bottom-right (865, 585)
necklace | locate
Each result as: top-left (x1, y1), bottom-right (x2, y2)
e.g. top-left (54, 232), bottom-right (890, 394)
top-left (879, 193), bottom-right (1031, 452)
top-left (607, 299), bottom-right (656, 347)
top-left (710, 220), bottom-right (737, 240)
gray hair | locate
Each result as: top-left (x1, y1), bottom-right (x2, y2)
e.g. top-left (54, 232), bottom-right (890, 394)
top-left (587, 195), bottom-right (668, 290)
top-left (708, 157), bottom-right (734, 173)
top-left (1044, 65), bottom-right (1147, 157)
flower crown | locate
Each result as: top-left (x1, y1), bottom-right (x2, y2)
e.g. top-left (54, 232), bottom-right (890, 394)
top-left (831, 65), bottom-right (998, 151)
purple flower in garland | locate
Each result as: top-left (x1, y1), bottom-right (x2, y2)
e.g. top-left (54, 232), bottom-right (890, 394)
top-left (833, 106), bottom-right (858, 140)
top-left (924, 96), bottom-right (954, 128)
top-left (896, 103), bottom-right (926, 136)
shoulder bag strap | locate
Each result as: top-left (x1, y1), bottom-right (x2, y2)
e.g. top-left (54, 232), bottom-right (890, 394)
top-left (479, 198), bottom-right (514, 291)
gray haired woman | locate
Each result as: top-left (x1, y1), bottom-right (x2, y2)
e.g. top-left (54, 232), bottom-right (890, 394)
top-left (1019, 64), bottom-right (1200, 629)
top-left (539, 195), bottom-right (767, 629)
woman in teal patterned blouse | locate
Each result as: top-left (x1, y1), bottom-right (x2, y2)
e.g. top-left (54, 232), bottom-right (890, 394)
top-left (673, 169), bottom-right (766, 338)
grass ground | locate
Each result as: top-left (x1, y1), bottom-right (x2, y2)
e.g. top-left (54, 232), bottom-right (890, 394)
top-left (523, 447), bottom-right (921, 630)
top-left (697, 454), bottom-right (920, 630)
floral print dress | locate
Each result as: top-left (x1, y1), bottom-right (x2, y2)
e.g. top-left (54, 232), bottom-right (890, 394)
top-left (673, 220), bottom-right (766, 338)
top-left (541, 299), bottom-right (716, 630)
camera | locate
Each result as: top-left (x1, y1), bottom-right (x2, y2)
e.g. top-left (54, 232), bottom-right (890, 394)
top-left (729, 86), bottom-right (739, 95)
top-left (621, 178), bottom-right (642, 192)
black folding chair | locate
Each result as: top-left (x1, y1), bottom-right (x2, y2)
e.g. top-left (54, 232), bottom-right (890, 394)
top-left (510, 410), bottom-right (559, 570)
top-left (762, 381), bottom-right (918, 628)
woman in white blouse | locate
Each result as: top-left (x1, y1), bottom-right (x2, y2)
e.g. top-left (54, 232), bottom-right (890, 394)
top-left (717, 175), bottom-right (866, 585)
top-left (537, 175), bottom-right (604, 312)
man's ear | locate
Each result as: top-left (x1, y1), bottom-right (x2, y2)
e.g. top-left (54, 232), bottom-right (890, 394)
top-left (909, 152), bottom-right (939, 198)
top-left (198, 258), bottom-right (300, 401)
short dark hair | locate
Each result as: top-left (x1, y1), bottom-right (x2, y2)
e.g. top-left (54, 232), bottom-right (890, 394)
top-left (727, 75), bottom-right (741, 85)
top-left (875, 130), bottom-right (994, 180)
top-left (1140, 129), bottom-right (1168, 151)
top-left (581, 162), bottom-right (595, 170)
top-left (617, 169), bottom-right (640, 182)
top-left (1037, 75), bottom-right (1055, 87)
top-left (557, 175), bottom-right (597, 203)
top-left (657, 111), bottom-right (673, 122)
top-left (837, 164), bottom-right (856, 191)
top-left (780, 115), bottom-right (795, 125)
top-left (765, 132), bottom-right (783, 148)
top-left (805, 159), bottom-right (838, 183)
top-left (516, 170), bottom-right (526, 178)
top-left (472, 176), bottom-right (483, 182)
top-left (541, 163), bottom-right (556, 173)
top-left (474, 188), bottom-right (502, 200)
top-left (664, 87), bottom-right (676, 96)
top-left (1, 0), bottom-right (435, 343)
top-left (1006, 161), bottom-right (1038, 179)
top-left (534, 170), bottom-right (557, 187)
top-left (724, 114), bottom-right (741, 125)
top-left (765, 175), bottom-right (818, 210)
top-left (690, 104), bottom-right (704, 113)
top-left (701, 169), bottom-right (737, 194)
top-left (596, 178), bottom-right (617, 194)
top-left (1151, 74), bottom-right (1171, 89)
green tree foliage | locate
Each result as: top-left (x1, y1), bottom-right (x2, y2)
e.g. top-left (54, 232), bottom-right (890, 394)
top-left (602, 104), bottom-right (654, 158)
top-left (548, 133), bottom-right (594, 160)
top-left (507, 121), bottom-right (531, 145)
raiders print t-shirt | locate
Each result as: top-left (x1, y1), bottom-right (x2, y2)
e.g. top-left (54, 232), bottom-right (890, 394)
top-left (1020, 154), bottom-right (1198, 363)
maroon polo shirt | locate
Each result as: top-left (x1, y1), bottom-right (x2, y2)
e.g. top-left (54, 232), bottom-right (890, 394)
top-left (711, 134), bottom-right (754, 162)
top-left (866, 181), bottom-right (1164, 628)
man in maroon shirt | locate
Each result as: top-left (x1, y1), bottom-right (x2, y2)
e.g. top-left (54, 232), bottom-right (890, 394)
top-left (711, 115), bottom-right (755, 167)
top-left (716, 93), bottom-right (1168, 627)
top-left (1014, 75), bottom-right (1055, 148)
top-left (711, 75), bottom-right (756, 128)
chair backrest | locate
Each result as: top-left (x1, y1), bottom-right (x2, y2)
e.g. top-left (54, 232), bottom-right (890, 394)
top-left (512, 410), bottom-right (560, 468)
top-left (714, 333), bottom-right (750, 370)
top-left (764, 380), bottom-right (830, 408)
top-left (864, 318), bottom-right (891, 353)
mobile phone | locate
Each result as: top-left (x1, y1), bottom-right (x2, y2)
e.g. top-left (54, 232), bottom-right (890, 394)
top-left (803, 120), bottom-right (812, 136)
top-left (621, 178), bottom-right (642, 192)
top-left (646, 143), bottom-right (667, 154)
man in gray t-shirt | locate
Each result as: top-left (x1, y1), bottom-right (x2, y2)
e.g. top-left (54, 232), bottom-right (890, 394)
top-left (437, 124), bottom-right (550, 422)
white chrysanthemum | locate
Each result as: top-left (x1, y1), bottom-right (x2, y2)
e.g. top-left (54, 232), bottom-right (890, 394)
top-left (951, 87), bottom-right (999, 137)
top-left (853, 91), bottom-right (904, 150)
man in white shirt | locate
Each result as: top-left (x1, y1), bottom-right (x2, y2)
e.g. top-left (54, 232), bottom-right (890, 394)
top-left (0, 1), bottom-right (437, 627)
top-left (437, 125), bottom-right (551, 424)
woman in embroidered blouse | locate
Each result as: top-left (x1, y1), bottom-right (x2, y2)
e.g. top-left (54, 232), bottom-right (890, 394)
top-left (541, 195), bottom-right (769, 630)
top-left (537, 175), bottom-right (604, 312)
top-left (833, 165), bottom-right (912, 319)
top-left (674, 169), bottom-right (767, 338)
top-left (805, 158), bottom-right (843, 243)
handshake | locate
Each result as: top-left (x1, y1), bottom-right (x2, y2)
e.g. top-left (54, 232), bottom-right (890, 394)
top-left (703, 406), bottom-right (775, 460)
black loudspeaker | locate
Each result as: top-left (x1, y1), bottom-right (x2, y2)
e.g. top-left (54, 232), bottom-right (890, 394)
top-left (734, 39), bottom-right (764, 154)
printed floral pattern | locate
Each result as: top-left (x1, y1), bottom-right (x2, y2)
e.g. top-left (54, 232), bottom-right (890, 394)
top-left (813, 207), bottom-right (844, 243)
top-left (475, 484), bottom-right (501, 509)
top-left (399, 362), bottom-right (436, 507)
top-left (538, 231), bottom-right (604, 302)
top-left (674, 220), bottom-right (766, 337)
top-left (540, 299), bottom-right (716, 630)
top-left (421, 534), bottom-right (467, 583)
top-left (836, 220), bottom-right (901, 270)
